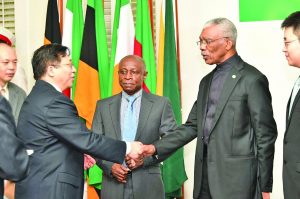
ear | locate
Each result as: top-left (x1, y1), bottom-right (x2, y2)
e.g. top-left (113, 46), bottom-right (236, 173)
top-left (47, 65), bottom-right (55, 77)
top-left (143, 71), bottom-right (148, 80)
top-left (225, 39), bottom-right (233, 50)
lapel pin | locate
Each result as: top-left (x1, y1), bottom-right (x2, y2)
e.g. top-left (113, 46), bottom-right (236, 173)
top-left (232, 75), bottom-right (236, 79)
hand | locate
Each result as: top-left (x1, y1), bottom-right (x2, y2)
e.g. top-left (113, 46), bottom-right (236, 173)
top-left (262, 192), bottom-right (270, 199)
top-left (141, 144), bottom-right (156, 157)
top-left (125, 155), bottom-right (144, 170)
top-left (128, 141), bottom-right (143, 160)
top-left (84, 154), bottom-right (96, 170)
top-left (111, 163), bottom-right (130, 183)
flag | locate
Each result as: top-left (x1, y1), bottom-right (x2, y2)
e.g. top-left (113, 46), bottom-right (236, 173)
top-left (157, 1), bottom-right (187, 198)
top-left (62, 0), bottom-right (84, 99)
top-left (109, 0), bottom-right (135, 95)
top-left (44, 0), bottom-right (61, 44)
top-left (73, 0), bottom-right (109, 198)
top-left (44, 0), bottom-right (71, 97)
top-left (74, 0), bottom-right (109, 129)
top-left (134, 0), bottom-right (156, 93)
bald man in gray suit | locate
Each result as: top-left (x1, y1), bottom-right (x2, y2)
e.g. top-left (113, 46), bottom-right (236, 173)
top-left (92, 55), bottom-right (177, 199)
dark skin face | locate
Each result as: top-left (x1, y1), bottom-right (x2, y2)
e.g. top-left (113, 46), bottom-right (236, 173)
top-left (118, 57), bottom-right (147, 95)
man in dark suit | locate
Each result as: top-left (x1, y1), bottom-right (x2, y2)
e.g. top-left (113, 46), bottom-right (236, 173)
top-left (0, 95), bottom-right (28, 198)
top-left (92, 55), bottom-right (177, 199)
top-left (281, 11), bottom-right (300, 199)
top-left (140, 18), bottom-right (277, 199)
top-left (15, 44), bottom-right (143, 199)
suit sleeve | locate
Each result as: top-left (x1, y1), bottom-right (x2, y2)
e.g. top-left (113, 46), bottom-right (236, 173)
top-left (91, 101), bottom-right (114, 177)
top-left (143, 98), bottom-right (178, 166)
top-left (0, 97), bottom-right (28, 181)
top-left (248, 75), bottom-right (277, 192)
top-left (154, 100), bottom-right (199, 161)
top-left (45, 95), bottom-right (126, 164)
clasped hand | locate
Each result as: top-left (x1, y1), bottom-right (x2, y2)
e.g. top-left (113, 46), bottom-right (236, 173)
top-left (110, 142), bottom-right (157, 183)
top-left (125, 142), bottom-right (156, 169)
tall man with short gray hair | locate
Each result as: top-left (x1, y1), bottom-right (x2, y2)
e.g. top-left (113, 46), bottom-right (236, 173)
top-left (141, 18), bottom-right (277, 199)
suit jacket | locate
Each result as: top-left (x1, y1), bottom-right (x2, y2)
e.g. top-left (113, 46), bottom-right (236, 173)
top-left (92, 91), bottom-right (177, 199)
top-left (0, 96), bottom-right (28, 197)
top-left (283, 86), bottom-right (300, 199)
top-left (15, 80), bottom-right (127, 199)
top-left (154, 56), bottom-right (277, 199)
top-left (8, 82), bottom-right (26, 124)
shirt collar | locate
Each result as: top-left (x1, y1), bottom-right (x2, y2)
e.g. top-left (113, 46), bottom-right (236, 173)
top-left (49, 82), bottom-right (62, 93)
top-left (122, 89), bottom-right (143, 100)
top-left (216, 53), bottom-right (239, 71)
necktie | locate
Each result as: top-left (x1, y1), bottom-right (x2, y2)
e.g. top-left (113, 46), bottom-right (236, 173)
top-left (289, 76), bottom-right (300, 116)
top-left (122, 96), bottom-right (137, 141)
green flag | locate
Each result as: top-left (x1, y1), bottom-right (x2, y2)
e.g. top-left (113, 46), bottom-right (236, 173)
top-left (161, 0), bottom-right (187, 198)
top-left (62, 0), bottom-right (84, 99)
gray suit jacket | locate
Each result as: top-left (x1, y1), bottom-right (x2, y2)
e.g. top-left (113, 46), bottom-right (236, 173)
top-left (15, 80), bottom-right (127, 199)
top-left (8, 82), bottom-right (26, 124)
top-left (283, 87), bottom-right (300, 199)
top-left (92, 91), bottom-right (177, 199)
top-left (0, 96), bottom-right (28, 197)
top-left (154, 56), bottom-right (277, 199)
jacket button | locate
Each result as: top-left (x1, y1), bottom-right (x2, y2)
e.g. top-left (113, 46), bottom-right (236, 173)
top-left (284, 160), bottom-right (287, 164)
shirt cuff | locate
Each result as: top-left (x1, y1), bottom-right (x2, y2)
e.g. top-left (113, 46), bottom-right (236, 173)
top-left (125, 142), bottom-right (131, 155)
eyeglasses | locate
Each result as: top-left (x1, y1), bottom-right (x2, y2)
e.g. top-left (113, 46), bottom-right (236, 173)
top-left (196, 37), bottom-right (228, 46)
top-left (51, 64), bottom-right (74, 69)
top-left (284, 39), bottom-right (300, 47)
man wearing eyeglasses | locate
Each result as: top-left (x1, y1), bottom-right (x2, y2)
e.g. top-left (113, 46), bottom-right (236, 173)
top-left (281, 11), bottom-right (300, 199)
top-left (15, 44), bottom-right (144, 199)
top-left (141, 18), bottom-right (277, 199)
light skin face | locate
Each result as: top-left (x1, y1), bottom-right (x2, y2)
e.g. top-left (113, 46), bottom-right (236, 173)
top-left (118, 57), bottom-right (147, 95)
top-left (282, 27), bottom-right (300, 68)
top-left (46, 55), bottom-right (76, 91)
top-left (0, 43), bottom-right (17, 87)
top-left (199, 24), bottom-right (235, 65)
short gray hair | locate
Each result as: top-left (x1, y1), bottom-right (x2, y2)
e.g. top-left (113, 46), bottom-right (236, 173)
top-left (205, 18), bottom-right (237, 45)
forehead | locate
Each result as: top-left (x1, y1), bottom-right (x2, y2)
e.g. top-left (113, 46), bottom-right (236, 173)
top-left (284, 27), bottom-right (297, 38)
top-left (59, 54), bottom-right (72, 63)
top-left (119, 58), bottom-right (142, 70)
top-left (0, 44), bottom-right (16, 58)
top-left (200, 24), bottom-right (222, 38)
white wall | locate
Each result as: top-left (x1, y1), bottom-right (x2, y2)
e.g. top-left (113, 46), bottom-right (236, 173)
top-left (15, 1), bottom-right (295, 198)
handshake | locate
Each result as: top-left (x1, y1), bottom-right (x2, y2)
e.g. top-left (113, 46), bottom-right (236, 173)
top-left (109, 141), bottom-right (156, 184)
top-left (126, 141), bottom-right (156, 169)
top-left (83, 142), bottom-right (157, 183)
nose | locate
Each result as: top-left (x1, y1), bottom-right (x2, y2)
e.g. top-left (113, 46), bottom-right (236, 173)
top-left (200, 43), bottom-right (207, 50)
top-left (7, 61), bottom-right (16, 69)
top-left (72, 65), bottom-right (76, 73)
top-left (282, 45), bottom-right (287, 53)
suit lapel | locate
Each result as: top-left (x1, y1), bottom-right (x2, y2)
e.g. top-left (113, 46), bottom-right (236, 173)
top-left (135, 91), bottom-right (152, 140)
top-left (209, 64), bottom-right (242, 134)
top-left (8, 84), bottom-right (17, 115)
top-left (109, 94), bottom-right (122, 139)
top-left (286, 90), bottom-right (300, 134)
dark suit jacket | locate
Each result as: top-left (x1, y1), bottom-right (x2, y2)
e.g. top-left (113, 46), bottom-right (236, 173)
top-left (15, 80), bottom-right (126, 199)
top-left (154, 56), bottom-right (277, 199)
top-left (92, 91), bottom-right (177, 199)
top-left (0, 96), bottom-right (28, 197)
top-left (283, 87), bottom-right (300, 199)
